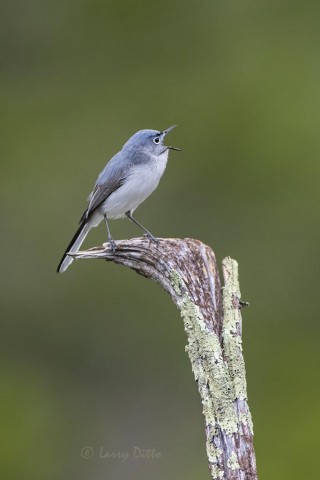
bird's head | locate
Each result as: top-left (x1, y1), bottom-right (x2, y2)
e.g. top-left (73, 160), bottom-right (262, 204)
top-left (123, 125), bottom-right (181, 156)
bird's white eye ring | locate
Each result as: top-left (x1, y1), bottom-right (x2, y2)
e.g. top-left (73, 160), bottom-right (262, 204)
top-left (153, 136), bottom-right (160, 144)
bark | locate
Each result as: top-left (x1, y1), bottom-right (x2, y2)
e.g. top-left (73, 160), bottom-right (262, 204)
top-left (71, 237), bottom-right (258, 480)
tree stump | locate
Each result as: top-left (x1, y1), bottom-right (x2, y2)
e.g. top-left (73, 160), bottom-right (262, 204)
top-left (71, 237), bottom-right (258, 480)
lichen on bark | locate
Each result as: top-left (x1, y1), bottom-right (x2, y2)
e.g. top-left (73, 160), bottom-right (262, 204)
top-left (71, 238), bottom-right (258, 479)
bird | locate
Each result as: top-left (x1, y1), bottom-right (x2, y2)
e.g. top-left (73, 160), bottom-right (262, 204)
top-left (57, 125), bottom-right (180, 273)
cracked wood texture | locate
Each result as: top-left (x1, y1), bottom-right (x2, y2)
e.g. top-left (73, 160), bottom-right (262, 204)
top-left (71, 237), bottom-right (258, 480)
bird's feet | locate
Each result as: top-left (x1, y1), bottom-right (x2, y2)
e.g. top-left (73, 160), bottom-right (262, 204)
top-left (143, 231), bottom-right (160, 243)
top-left (108, 237), bottom-right (117, 253)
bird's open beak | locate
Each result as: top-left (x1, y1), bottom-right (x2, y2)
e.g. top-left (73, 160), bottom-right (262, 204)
top-left (163, 125), bottom-right (177, 135)
top-left (167, 146), bottom-right (182, 151)
top-left (162, 125), bottom-right (181, 151)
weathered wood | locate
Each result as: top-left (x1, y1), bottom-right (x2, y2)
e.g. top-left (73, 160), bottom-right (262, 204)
top-left (71, 237), bottom-right (258, 480)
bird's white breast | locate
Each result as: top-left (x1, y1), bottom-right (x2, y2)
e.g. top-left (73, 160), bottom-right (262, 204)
top-left (100, 152), bottom-right (168, 219)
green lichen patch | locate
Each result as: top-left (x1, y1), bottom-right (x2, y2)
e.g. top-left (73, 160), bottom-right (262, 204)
top-left (222, 258), bottom-right (248, 401)
top-left (239, 411), bottom-right (254, 433)
top-left (227, 451), bottom-right (240, 470)
top-left (210, 464), bottom-right (225, 479)
top-left (177, 289), bottom-right (239, 436)
top-left (169, 269), bottom-right (183, 295)
top-left (168, 262), bottom-right (254, 475)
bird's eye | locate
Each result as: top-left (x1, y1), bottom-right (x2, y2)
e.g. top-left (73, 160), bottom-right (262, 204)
top-left (153, 136), bottom-right (160, 144)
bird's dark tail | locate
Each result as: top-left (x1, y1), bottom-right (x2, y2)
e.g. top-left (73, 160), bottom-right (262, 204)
top-left (57, 218), bottom-right (92, 273)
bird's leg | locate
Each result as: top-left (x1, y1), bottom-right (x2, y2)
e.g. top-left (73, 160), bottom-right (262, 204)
top-left (104, 215), bottom-right (117, 253)
top-left (125, 211), bottom-right (159, 242)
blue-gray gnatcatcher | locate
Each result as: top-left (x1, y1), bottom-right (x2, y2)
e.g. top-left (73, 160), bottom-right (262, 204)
top-left (57, 125), bottom-right (180, 273)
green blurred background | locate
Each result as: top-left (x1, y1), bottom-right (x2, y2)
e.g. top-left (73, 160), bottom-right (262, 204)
top-left (1, 1), bottom-right (319, 478)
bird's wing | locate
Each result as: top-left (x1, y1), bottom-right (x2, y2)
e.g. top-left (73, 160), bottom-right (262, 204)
top-left (80, 152), bottom-right (129, 222)
top-left (86, 177), bottom-right (124, 216)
